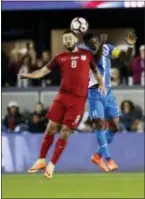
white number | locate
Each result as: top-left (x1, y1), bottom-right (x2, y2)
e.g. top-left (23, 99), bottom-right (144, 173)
top-left (71, 60), bottom-right (77, 68)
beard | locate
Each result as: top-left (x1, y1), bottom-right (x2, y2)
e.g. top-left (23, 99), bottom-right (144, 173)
top-left (64, 44), bottom-right (76, 52)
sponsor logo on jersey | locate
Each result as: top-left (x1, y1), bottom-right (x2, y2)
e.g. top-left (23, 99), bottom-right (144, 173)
top-left (71, 56), bottom-right (79, 60)
top-left (61, 57), bottom-right (67, 61)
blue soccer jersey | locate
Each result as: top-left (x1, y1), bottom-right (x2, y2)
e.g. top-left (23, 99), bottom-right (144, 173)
top-left (89, 44), bottom-right (117, 88)
top-left (79, 43), bottom-right (121, 120)
top-left (79, 43), bottom-right (121, 88)
top-left (98, 44), bottom-right (114, 88)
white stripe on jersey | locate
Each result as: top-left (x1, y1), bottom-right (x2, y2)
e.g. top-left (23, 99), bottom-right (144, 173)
top-left (89, 69), bottom-right (98, 88)
top-left (88, 44), bottom-right (110, 88)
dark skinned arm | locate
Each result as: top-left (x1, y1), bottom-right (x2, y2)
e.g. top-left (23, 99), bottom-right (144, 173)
top-left (95, 32), bottom-right (137, 63)
top-left (94, 33), bottom-right (108, 62)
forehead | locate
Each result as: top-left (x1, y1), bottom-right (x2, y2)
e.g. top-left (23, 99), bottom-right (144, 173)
top-left (124, 102), bottom-right (129, 106)
top-left (91, 37), bottom-right (99, 42)
top-left (63, 33), bottom-right (75, 38)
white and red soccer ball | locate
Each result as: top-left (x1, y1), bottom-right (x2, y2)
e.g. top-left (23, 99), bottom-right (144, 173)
top-left (70, 17), bottom-right (89, 35)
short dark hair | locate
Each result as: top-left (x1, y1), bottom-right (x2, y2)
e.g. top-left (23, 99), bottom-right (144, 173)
top-left (83, 32), bottom-right (99, 44)
top-left (63, 30), bottom-right (76, 36)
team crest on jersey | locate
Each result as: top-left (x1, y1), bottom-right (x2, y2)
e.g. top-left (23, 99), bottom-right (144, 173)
top-left (81, 55), bottom-right (86, 61)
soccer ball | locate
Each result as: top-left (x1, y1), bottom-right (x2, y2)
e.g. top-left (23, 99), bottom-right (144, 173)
top-left (70, 17), bottom-right (89, 35)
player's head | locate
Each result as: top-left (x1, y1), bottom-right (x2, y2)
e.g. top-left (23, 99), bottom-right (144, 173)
top-left (83, 32), bottom-right (100, 52)
top-left (63, 30), bottom-right (78, 51)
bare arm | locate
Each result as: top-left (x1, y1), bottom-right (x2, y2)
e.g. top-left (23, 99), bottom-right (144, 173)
top-left (95, 32), bottom-right (136, 63)
top-left (18, 66), bottom-right (50, 79)
top-left (111, 32), bottom-right (136, 63)
top-left (94, 33), bottom-right (108, 62)
top-left (28, 67), bottom-right (50, 79)
top-left (119, 32), bottom-right (137, 62)
top-left (91, 59), bottom-right (104, 86)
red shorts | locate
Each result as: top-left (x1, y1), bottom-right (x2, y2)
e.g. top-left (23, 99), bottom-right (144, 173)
top-left (46, 92), bottom-right (86, 130)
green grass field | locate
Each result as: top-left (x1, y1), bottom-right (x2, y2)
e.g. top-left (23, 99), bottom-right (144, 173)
top-left (2, 173), bottom-right (144, 198)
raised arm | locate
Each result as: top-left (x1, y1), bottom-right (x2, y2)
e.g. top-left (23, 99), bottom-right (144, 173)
top-left (94, 33), bottom-right (108, 62)
top-left (118, 32), bottom-right (136, 61)
top-left (111, 32), bottom-right (137, 62)
top-left (19, 56), bottom-right (57, 79)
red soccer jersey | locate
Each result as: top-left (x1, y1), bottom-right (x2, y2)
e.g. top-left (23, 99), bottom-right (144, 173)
top-left (47, 49), bottom-right (95, 97)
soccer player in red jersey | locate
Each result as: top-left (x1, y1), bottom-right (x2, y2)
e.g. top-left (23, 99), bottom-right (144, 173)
top-left (19, 30), bottom-right (106, 179)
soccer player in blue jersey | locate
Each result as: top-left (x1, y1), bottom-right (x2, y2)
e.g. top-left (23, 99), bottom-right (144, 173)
top-left (81, 32), bottom-right (136, 171)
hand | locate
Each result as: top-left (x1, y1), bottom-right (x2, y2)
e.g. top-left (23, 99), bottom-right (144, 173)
top-left (98, 84), bottom-right (107, 96)
top-left (126, 32), bottom-right (137, 45)
top-left (18, 73), bottom-right (31, 79)
top-left (100, 33), bottom-right (108, 44)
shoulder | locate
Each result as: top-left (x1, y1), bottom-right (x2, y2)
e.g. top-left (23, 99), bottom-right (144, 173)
top-left (103, 44), bottom-right (119, 57)
top-left (78, 43), bottom-right (91, 51)
top-left (56, 51), bottom-right (69, 57)
top-left (54, 52), bottom-right (64, 59)
top-left (79, 49), bottom-right (93, 57)
top-left (52, 52), bottom-right (68, 62)
top-left (79, 49), bottom-right (93, 61)
top-left (79, 48), bottom-right (91, 53)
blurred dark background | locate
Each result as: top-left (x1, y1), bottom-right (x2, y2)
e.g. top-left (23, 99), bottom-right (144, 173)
top-left (2, 8), bottom-right (144, 54)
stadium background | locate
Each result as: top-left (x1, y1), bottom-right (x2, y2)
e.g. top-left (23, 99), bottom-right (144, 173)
top-left (1, 1), bottom-right (144, 198)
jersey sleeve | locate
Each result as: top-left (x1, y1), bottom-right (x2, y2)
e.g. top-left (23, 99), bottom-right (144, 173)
top-left (107, 44), bottom-right (121, 58)
top-left (47, 56), bottom-right (58, 70)
top-left (78, 43), bottom-right (92, 51)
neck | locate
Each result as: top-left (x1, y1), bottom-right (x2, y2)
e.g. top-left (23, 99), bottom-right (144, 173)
top-left (67, 46), bottom-right (78, 53)
top-left (72, 47), bottom-right (78, 52)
